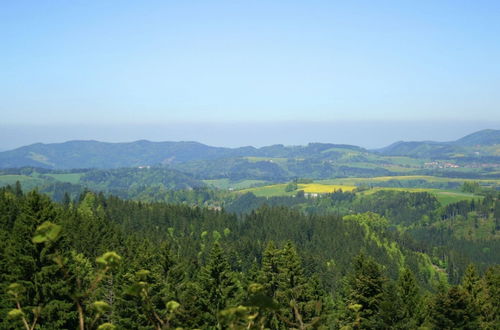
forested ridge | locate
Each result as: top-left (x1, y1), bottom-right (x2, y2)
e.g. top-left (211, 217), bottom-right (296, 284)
top-left (1, 184), bottom-right (499, 329)
top-left (1, 130), bottom-right (499, 183)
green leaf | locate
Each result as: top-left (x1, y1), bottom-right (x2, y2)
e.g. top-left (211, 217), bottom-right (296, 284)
top-left (32, 221), bottom-right (62, 244)
top-left (7, 309), bottom-right (24, 320)
top-left (92, 301), bottom-right (111, 313)
top-left (7, 283), bottom-right (25, 297)
top-left (247, 283), bottom-right (264, 294)
top-left (96, 251), bottom-right (122, 268)
top-left (135, 269), bottom-right (150, 280)
top-left (97, 323), bottom-right (116, 330)
top-left (166, 300), bottom-right (180, 312)
top-left (212, 230), bottom-right (221, 241)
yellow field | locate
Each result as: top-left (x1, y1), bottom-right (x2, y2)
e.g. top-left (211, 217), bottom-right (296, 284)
top-left (299, 183), bottom-right (356, 193)
top-left (239, 183), bottom-right (356, 197)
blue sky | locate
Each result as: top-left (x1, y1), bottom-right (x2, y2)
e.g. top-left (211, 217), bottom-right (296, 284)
top-left (1, 1), bottom-right (499, 149)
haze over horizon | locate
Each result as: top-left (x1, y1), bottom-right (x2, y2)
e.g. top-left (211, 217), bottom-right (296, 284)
top-left (1, 1), bottom-right (499, 150)
top-left (0, 120), bottom-right (497, 152)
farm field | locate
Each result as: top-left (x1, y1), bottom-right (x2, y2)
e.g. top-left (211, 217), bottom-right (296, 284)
top-left (358, 187), bottom-right (478, 205)
top-left (238, 180), bottom-right (480, 205)
top-left (317, 175), bottom-right (500, 186)
top-left (244, 157), bottom-right (288, 165)
top-left (45, 173), bottom-right (83, 184)
top-left (0, 175), bottom-right (47, 191)
top-left (240, 183), bottom-right (356, 197)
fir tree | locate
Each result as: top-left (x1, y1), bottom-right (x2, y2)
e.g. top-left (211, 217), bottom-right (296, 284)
top-left (428, 285), bottom-right (479, 330)
top-left (341, 254), bottom-right (386, 329)
top-left (197, 242), bottom-right (241, 327)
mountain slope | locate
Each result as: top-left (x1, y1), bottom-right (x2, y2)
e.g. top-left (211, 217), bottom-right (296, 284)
top-left (0, 140), bottom-right (244, 169)
top-left (453, 129), bottom-right (500, 146)
top-left (0, 140), bottom-right (365, 169)
top-left (0, 129), bottom-right (498, 170)
top-left (377, 129), bottom-right (500, 158)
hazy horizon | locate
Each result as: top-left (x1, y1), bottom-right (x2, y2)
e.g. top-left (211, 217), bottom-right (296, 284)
top-left (2, 1), bottom-right (500, 144)
top-left (1, 120), bottom-right (497, 152)
top-left (2, 2), bottom-right (499, 153)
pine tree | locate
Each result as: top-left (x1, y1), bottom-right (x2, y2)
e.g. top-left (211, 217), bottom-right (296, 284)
top-left (197, 242), bottom-right (241, 327)
top-left (341, 253), bottom-right (386, 329)
top-left (428, 285), bottom-right (479, 330)
top-left (390, 267), bottom-right (422, 329)
top-left (477, 266), bottom-right (500, 329)
top-left (0, 191), bottom-right (75, 329)
top-left (259, 241), bottom-right (326, 329)
top-left (461, 264), bottom-right (481, 302)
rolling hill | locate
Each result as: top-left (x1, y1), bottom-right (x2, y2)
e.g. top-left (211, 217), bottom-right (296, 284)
top-left (0, 130), bottom-right (498, 178)
top-left (376, 129), bottom-right (500, 159)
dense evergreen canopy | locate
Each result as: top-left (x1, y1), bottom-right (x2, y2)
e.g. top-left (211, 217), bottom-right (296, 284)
top-left (0, 185), bottom-right (498, 329)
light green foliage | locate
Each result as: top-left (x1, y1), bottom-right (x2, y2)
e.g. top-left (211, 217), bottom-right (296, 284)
top-left (344, 212), bottom-right (388, 231)
top-left (96, 251), bottom-right (122, 269)
top-left (32, 221), bottom-right (62, 244)
top-left (7, 308), bottom-right (24, 320)
top-left (212, 230), bottom-right (222, 242)
top-left (92, 301), bottom-right (111, 314)
top-left (6, 283), bottom-right (25, 298)
top-left (285, 182), bottom-right (298, 192)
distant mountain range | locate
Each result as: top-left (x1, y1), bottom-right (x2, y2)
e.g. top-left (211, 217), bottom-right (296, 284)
top-left (377, 129), bottom-right (500, 158)
top-left (0, 129), bottom-right (498, 170)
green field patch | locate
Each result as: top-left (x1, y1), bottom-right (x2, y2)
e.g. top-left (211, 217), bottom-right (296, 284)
top-left (431, 190), bottom-right (479, 205)
top-left (340, 162), bottom-right (381, 169)
top-left (383, 156), bottom-right (424, 167)
top-left (45, 173), bottom-right (83, 184)
top-left (317, 175), bottom-right (500, 186)
top-left (359, 187), bottom-right (479, 206)
top-left (0, 175), bottom-right (47, 190)
top-left (239, 184), bottom-right (295, 197)
top-left (243, 157), bottom-right (288, 165)
top-left (380, 165), bottom-right (418, 173)
top-left (203, 179), bottom-right (268, 190)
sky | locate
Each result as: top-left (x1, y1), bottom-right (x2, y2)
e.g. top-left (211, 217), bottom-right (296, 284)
top-left (1, 0), bottom-right (499, 150)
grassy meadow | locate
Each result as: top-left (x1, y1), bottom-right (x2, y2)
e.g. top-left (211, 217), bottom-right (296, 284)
top-left (236, 175), bottom-right (491, 205)
top-left (45, 173), bottom-right (83, 184)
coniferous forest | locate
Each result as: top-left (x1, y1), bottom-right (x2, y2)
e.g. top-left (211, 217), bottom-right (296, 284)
top-left (1, 184), bottom-right (498, 329)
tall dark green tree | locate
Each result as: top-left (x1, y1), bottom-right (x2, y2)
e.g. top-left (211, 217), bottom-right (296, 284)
top-left (196, 242), bottom-right (241, 327)
top-left (380, 267), bottom-right (423, 329)
top-left (259, 241), bottom-right (326, 329)
top-left (0, 191), bottom-right (75, 329)
top-left (428, 285), bottom-right (479, 330)
top-left (340, 254), bottom-right (386, 329)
